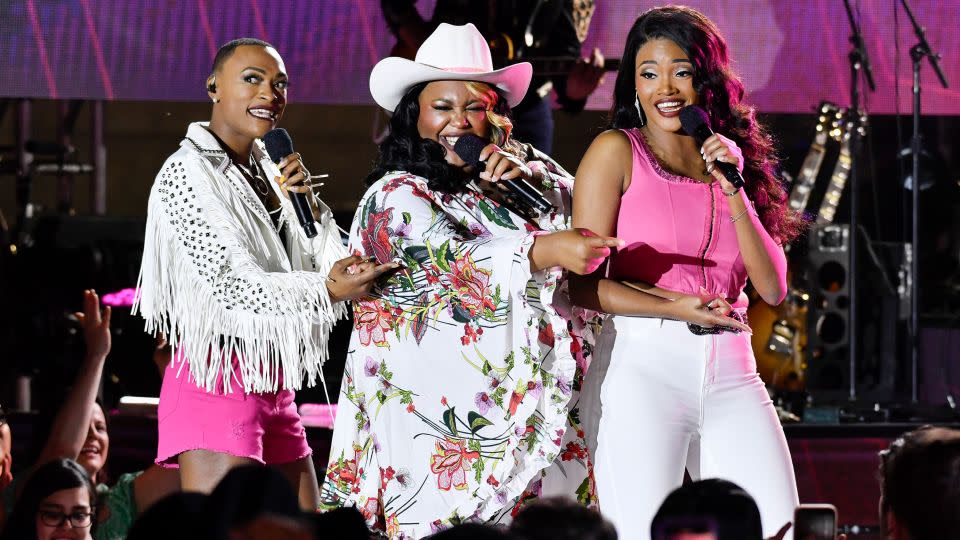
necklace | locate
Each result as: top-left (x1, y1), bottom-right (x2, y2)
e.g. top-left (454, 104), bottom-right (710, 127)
top-left (639, 128), bottom-right (711, 181)
top-left (235, 158), bottom-right (271, 196)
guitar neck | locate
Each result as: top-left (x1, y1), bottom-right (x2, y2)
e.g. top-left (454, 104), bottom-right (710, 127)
top-left (521, 57), bottom-right (621, 77)
top-left (816, 140), bottom-right (852, 225)
top-left (788, 131), bottom-right (830, 213)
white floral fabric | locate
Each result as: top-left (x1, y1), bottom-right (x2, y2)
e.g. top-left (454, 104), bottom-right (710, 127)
top-left (321, 166), bottom-right (598, 538)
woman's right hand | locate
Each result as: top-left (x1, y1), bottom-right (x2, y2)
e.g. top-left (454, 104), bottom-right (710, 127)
top-left (75, 289), bottom-right (111, 361)
top-left (665, 294), bottom-right (751, 332)
top-left (530, 228), bottom-right (624, 275)
top-left (326, 255), bottom-right (402, 302)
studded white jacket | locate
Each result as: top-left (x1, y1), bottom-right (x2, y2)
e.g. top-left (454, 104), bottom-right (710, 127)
top-left (134, 122), bottom-right (348, 394)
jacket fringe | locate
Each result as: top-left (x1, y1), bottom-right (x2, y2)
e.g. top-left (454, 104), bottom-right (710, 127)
top-left (134, 126), bottom-right (347, 394)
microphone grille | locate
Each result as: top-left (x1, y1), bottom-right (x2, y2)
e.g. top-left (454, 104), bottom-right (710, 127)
top-left (452, 134), bottom-right (488, 166)
top-left (263, 128), bottom-right (294, 163)
top-left (679, 106), bottom-right (711, 137)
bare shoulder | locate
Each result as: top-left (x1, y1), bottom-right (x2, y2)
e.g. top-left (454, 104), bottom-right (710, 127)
top-left (577, 129), bottom-right (633, 190)
top-left (587, 129), bottom-right (632, 156)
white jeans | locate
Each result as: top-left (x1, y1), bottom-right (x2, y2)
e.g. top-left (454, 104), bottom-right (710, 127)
top-left (581, 315), bottom-right (798, 540)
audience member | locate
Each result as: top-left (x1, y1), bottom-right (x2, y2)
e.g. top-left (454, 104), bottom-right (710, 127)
top-left (510, 496), bottom-right (617, 540)
top-left (0, 415), bottom-right (9, 529)
top-left (0, 411), bottom-right (11, 491)
top-left (3, 290), bottom-right (180, 539)
top-left (125, 493), bottom-right (207, 540)
top-left (878, 425), bottom-right (960, 540)
top-left (426, 523), bottom-right (515, 539)
top-left (1, 458), bottom-right (96, 540)
top-left (650, 479), bottom-right (763, 540)
top-left (204, 465), bottom-right (304, 540)
top-left (306, 507), bottom-right (369, 540)
top-left (227, 514), bottom-right (313, 540)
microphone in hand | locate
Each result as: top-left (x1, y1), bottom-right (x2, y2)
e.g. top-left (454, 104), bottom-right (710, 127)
top-left (679, 105), bottom-right (744, 189)
top-left (453, 134), bottom-right (554, 214)
top-left (263, 128), bottom-right (318, 238)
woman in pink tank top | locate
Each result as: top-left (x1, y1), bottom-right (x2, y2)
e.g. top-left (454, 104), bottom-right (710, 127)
top-left (567, 7), bottom-right (806, 540)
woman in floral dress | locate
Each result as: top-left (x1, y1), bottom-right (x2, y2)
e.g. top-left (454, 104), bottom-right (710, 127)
top-left (321, 24), bottom-right (620, 537)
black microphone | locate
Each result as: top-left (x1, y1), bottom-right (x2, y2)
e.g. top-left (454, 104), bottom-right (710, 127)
top-left (678, 105), bottom-right (744, 189)
top-left (452, 134), bottom-right (554, 214)
top-left (263, 128), bottom-right (318, 238)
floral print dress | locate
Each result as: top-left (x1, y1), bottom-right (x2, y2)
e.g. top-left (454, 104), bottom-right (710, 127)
top-left (322, 166), bottom-right (597, 537)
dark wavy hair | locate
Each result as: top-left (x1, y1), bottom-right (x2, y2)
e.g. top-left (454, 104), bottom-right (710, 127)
top-left (610, 6), bottom-right (804, 243)
top-left (2, 459), bottom-right (97, 540)
top-left (365, 82), bottom-right (518, 193)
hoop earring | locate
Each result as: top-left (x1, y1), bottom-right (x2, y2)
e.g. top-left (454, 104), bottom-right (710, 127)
top-left (634, 94), bottom-right (647, 126)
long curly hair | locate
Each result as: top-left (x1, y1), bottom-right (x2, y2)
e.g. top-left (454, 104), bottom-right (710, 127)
top-left (366, 81), bottom-right (523, 193)
top-left (610, 6), bottom-right (804, 243)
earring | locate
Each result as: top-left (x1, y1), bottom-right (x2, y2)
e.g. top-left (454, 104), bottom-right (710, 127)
top-left (212, 97), bottom-right (219, 103)
top-left (634, 94), bottom-right (646, 126)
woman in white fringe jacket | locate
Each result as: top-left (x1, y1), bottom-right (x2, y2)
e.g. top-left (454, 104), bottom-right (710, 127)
top-left (133, 38), bottom-right (396, 508)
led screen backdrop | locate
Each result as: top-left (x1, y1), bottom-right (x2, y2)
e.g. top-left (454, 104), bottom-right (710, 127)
top-left (1, 0), bottom-right (958, 114)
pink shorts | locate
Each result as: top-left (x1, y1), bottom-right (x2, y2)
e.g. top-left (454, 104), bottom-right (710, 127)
top-left (156, 358), bottom-right (311, 467)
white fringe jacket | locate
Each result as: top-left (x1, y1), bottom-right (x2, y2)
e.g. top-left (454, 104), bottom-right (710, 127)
top-left (134, 122), bottom-right (348, 394)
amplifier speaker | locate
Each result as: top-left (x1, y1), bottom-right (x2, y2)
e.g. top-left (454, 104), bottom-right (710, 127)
top-left (805, 224), bottom-right (851, 397)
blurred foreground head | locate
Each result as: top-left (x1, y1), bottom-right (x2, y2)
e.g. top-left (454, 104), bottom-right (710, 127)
top-left (879, 425), bottom-right (960, 540)
top-left (651, 479), bottom-right (762, 540)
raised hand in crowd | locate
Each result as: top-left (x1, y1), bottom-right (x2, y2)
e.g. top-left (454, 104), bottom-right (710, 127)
top-left (35, 290), bottom-right (110, 472)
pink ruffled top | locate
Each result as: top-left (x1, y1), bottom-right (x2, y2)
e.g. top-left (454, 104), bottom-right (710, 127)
top-left (608, 128), bottom-right (748, 304)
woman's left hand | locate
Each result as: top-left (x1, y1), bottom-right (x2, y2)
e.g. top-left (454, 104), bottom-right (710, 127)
top-left (478, 144), bottom-right (536, 184)
top-left (701, 133), bottom-right (744, 191)
top-left (275, 152), bottom-right (312, 195)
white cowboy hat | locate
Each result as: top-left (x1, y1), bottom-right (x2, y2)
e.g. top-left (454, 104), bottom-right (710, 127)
top-left (369, 23), bottom-right (532, 112)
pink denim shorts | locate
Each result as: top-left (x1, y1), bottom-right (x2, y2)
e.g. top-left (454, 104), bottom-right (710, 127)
top-left (156, 357), bottom-right (311, 467)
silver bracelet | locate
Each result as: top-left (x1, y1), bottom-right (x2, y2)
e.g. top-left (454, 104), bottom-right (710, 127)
top-left (730, 207), bottom-right (751, 223)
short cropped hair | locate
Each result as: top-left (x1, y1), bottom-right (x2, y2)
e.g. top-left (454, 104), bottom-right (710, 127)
top-left (211, 38), bottom-right (274, 74)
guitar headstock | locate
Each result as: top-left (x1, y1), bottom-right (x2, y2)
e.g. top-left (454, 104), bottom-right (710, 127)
top-left (815, 101), bottom-right (840, 137)
top-left (835, 109), bottom-right (869, 144)
top-left (853, 110), bottom-right (869, 137)
top-left (829, 106), bottom-right (850, 143)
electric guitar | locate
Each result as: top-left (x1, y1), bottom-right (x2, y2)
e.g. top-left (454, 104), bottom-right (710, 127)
top-left (787, 102), bottom-right (841, 215)
top-left (816, 111), bottom-right (867, 225)
top-left (751, 103), bottom-right (846, 391)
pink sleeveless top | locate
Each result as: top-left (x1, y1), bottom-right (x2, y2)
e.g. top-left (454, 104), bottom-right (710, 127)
top-left (609, 128), bottom-right (748, 305)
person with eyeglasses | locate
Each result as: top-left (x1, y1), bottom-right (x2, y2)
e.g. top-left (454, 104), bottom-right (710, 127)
top-left (1, 291), bottom-right (180, 540)
top-left (1, 458), bottom-right (96, 540)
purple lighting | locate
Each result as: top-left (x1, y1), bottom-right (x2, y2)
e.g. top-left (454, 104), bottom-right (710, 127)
top-left (101, 287), bottom-right (138, 308)
top-left (0, 0), bottom-right (956, 114)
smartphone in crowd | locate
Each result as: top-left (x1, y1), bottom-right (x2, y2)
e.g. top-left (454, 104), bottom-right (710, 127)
top-left (794, 504), bottom-right (838, 540)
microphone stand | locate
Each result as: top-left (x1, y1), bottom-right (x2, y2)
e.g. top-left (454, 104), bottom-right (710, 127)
top-left (900, 0), bottom-right (949, 403)
top-left (841, 0), bottom-right (875, 402)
